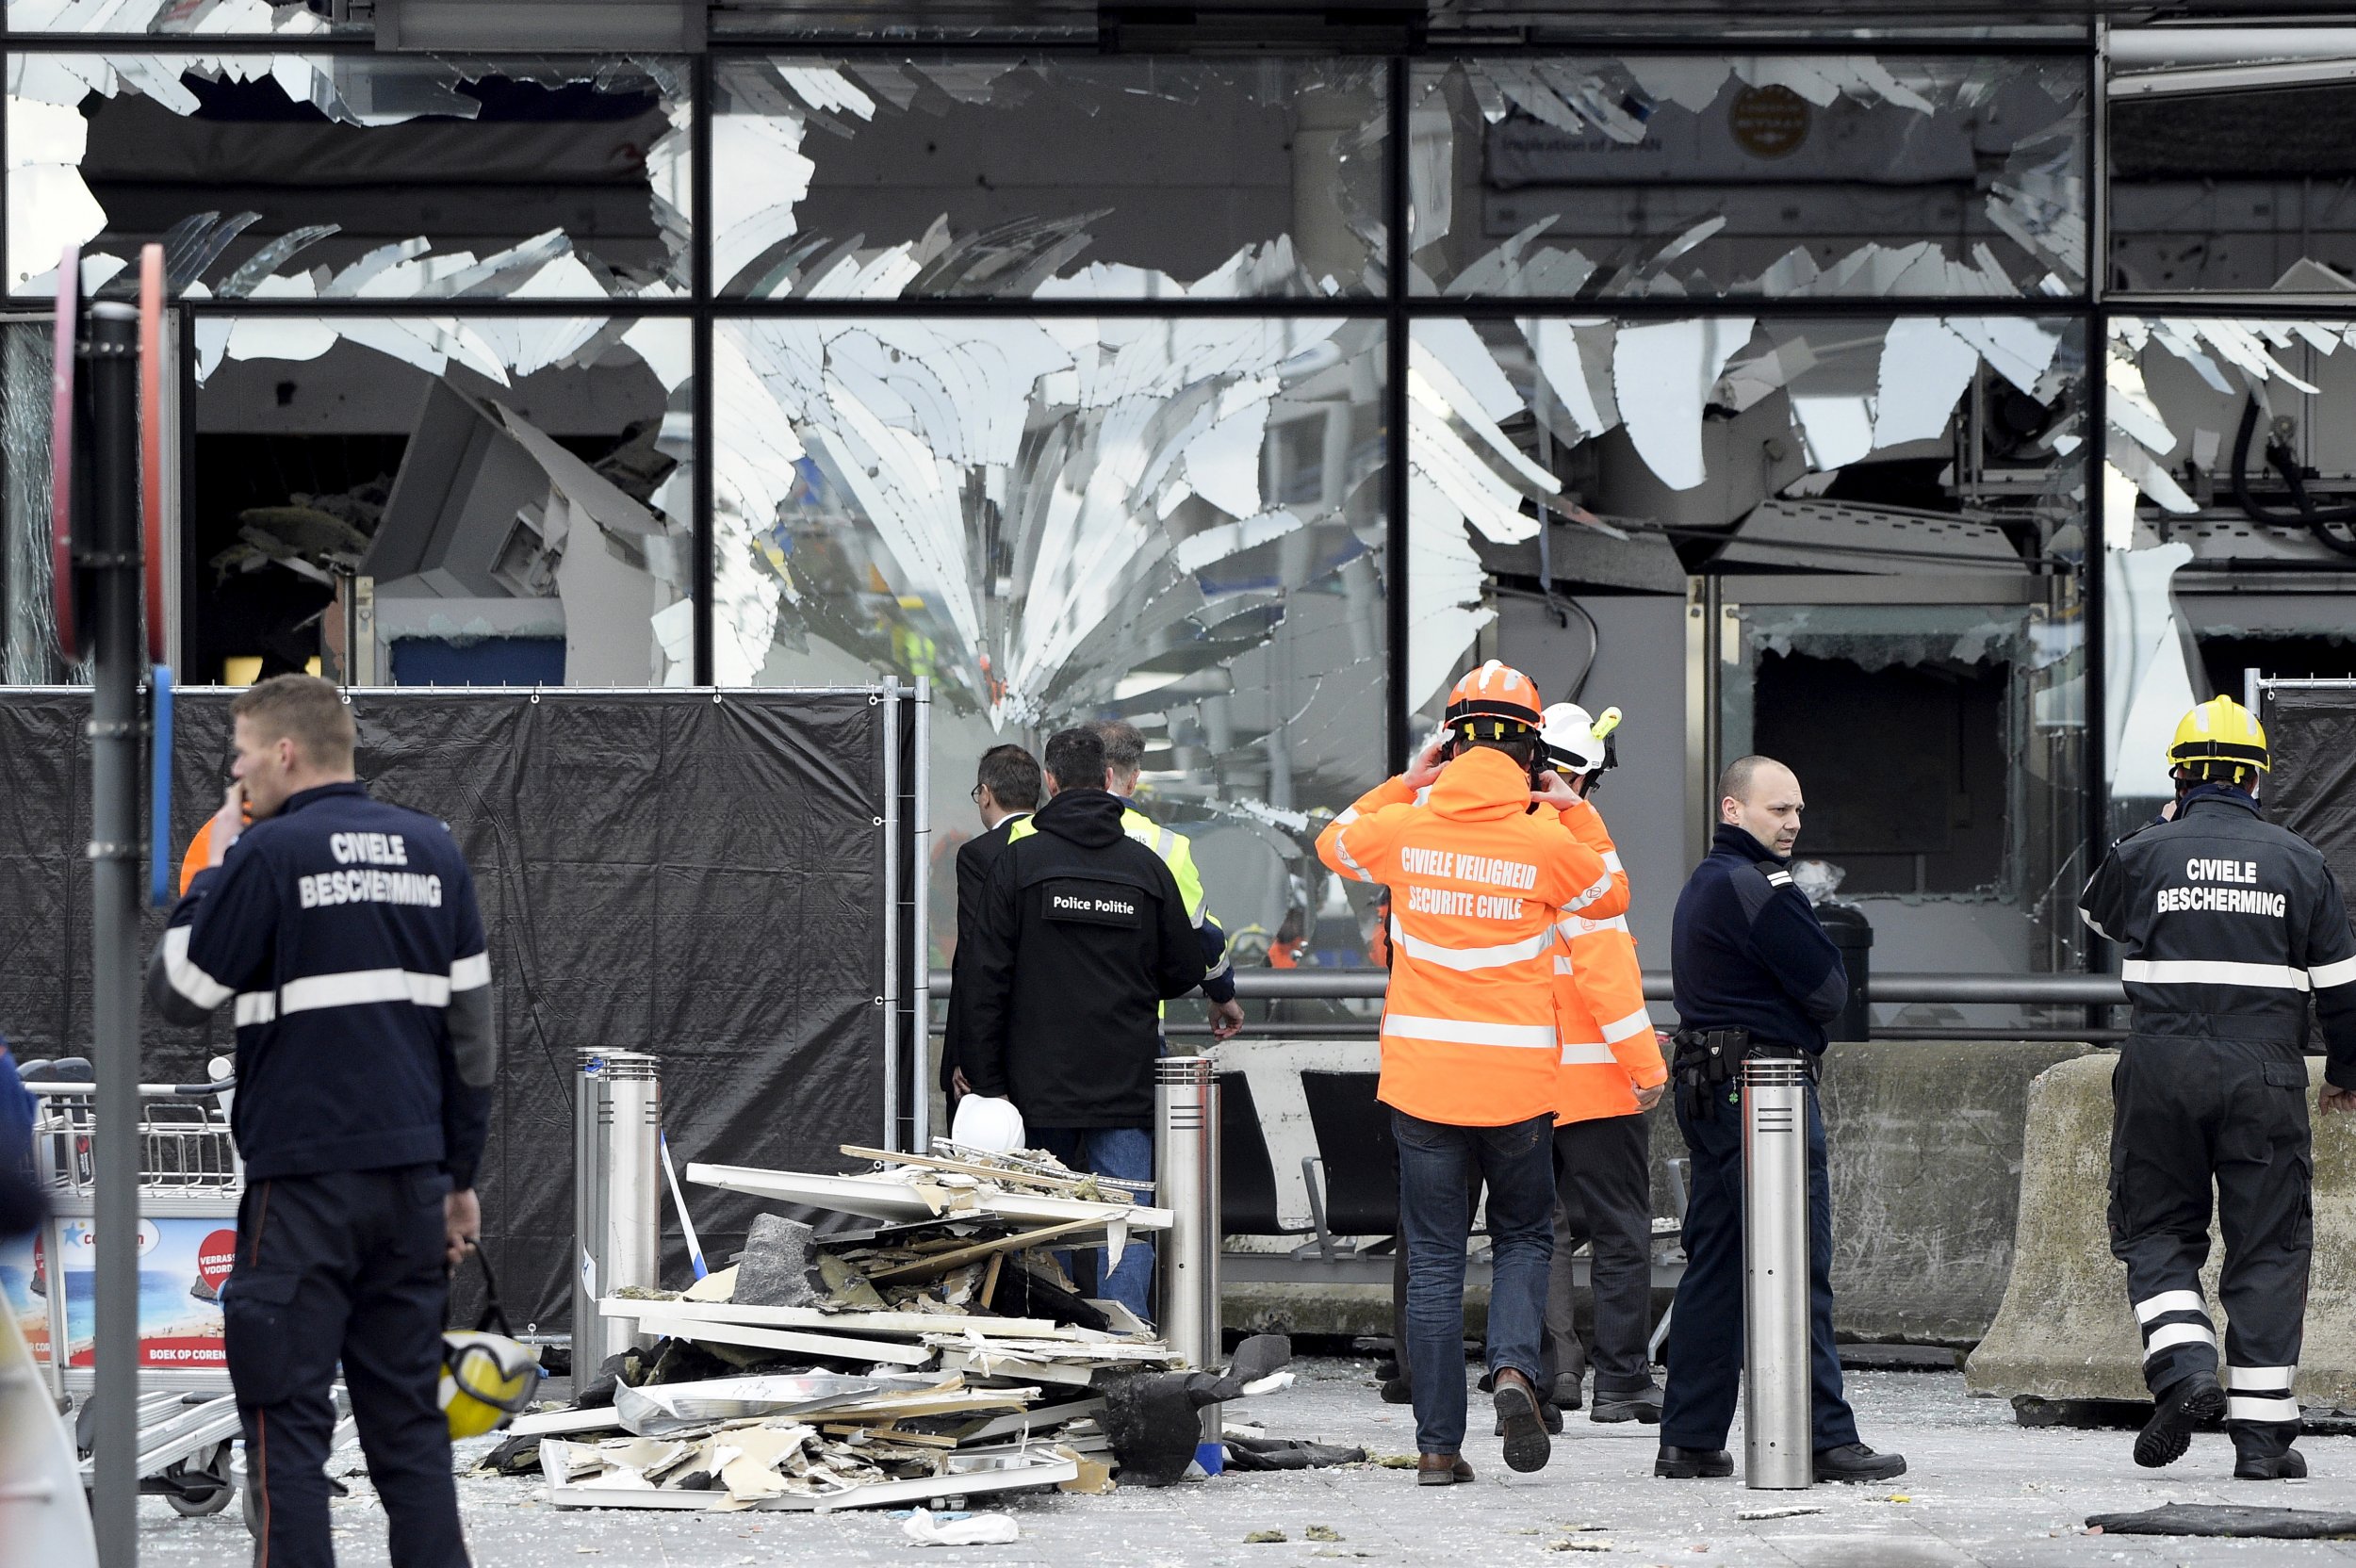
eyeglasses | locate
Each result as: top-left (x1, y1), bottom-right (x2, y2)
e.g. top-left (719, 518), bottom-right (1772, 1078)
top-left (970, 785), bottom-right (988, 804)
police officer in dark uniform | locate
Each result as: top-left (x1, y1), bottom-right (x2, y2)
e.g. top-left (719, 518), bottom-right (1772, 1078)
top-left (1654, 755), bottom-right (1906, 1484)
top-left (2079, 696), bottom-right (2356, 1481)
top-left (148, 675), bottom-right (495, 1568)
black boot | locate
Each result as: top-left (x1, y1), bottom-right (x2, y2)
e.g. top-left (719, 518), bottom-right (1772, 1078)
top-left (1654, 1445), bottom-right (1733, 1478)
top-left (1814, 1443), bottom-right (1907, 1482)
top-left (2135, 1371), bottom-right (2225, 1470)
top-left (2235, 1446), bottom-right (2308, 1480)
top-left (1592, 1382), bottom-right (1665, 1425)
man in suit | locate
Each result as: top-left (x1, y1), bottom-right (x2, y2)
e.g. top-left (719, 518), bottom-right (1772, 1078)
top-left (944, 744), bottom-right (1042, 1100)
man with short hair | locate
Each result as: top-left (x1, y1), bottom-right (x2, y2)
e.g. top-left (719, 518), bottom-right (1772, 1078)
top-left (1093, 720), bottom-right (1246, 1042)
top-left (147, 674), bottom-right (495, 1568)
top-left (961, 727), bottom-right (1209, 1321)
top-left (1655, 755), bottom-right (1903, 1484)
top-left (943, 743), bottom-right (1042, 1100)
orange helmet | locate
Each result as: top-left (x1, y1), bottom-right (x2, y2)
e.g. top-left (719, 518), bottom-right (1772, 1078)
top-left (1444, 660), bottom-right (1544, 741)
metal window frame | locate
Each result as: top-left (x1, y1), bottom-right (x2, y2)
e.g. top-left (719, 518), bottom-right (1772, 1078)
top-left (0, 30), bottom-right (2117, 933)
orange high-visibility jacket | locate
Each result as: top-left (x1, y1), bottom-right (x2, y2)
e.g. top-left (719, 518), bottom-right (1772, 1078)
top-left (1317, 747), bottom-right (1627, 1126)
top-left (1551, 798), bottom-right (1665, 1124)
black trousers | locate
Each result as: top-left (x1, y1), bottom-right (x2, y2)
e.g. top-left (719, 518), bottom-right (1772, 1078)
top-left (225, 1166), bottom-right (468, 1568)
top-left (1659, 1077), bottom-right (1858, 1455)
top-left (1540, 1113), bottom-right (1656, 1396)
top-left (2109, 1037), bottom-right (2312, 1456)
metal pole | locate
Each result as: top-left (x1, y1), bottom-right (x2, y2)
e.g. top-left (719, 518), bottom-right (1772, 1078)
top-left (909, 676), bottom-right (931, 1152)
top-left (1153, 1057), bottom-right (1222, 1471)
top-left (572, 1048), bottom-right (610, 1374)
top-left (87, 298), bottom-right (143, 1567)
top-left (878, 678), bottom-right (901, 1151)
top-left (1742, 1052), bottom-right (1812, 1491)
top-left (597, 1052), bottom-right (663, 1364)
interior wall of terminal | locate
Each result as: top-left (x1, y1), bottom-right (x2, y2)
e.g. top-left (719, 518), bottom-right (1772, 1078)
top-left (3, 18), bottom-right (2351, 1032)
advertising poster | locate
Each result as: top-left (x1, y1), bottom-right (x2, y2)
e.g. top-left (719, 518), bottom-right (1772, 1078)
top-left (0, 1218), bottom-right (235, 1369)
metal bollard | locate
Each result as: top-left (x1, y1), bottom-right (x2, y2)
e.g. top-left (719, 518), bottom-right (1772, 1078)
top-left (1153, 1056), bottom-right (1223, 1472)
top-left (1742, 1051), bottom-right (1812, 1490)
top-left (573, 1050), bottom-right (663, 1369)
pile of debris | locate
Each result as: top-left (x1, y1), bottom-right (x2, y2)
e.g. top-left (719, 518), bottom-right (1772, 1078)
top-left (489, 1143), bottom-right (1305, 1513)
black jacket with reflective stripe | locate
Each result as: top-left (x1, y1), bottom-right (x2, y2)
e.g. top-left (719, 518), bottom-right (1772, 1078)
top-left (958, 788), bottom-right (1207, 1128)
top-left (2080, 788), bottom-right (2356, 1083)
top-left (145, 782), bottom-right (499, 1185)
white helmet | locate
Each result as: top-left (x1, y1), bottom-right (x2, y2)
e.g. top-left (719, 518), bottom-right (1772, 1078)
top-left (1541, 702), bottom-right (1610, 776)
top-left (950, 1093), bottom-right (1027, 1154)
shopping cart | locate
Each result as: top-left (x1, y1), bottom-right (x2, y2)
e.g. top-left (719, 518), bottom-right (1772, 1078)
top-left (17, 1060), bottom-right (248, 1516)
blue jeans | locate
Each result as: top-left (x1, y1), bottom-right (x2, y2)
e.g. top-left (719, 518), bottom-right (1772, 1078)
top-left (1030, 1126), bottom-right (1155, 1325)
top-left (1393, 1109), bottom-right (1555, 1457)
top-left (1660, 1077), bottom-right (1859, 1455)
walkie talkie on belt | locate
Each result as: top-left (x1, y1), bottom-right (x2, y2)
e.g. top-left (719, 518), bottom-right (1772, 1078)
top-left (1672, 1027), bottom-right (1749, 1119)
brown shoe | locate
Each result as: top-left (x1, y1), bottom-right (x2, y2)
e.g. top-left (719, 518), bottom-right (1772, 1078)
top-left (1493, 1366), bottom-right (1552, 1473)
top-left (1416, 1452), bottom-right (1474, 1486)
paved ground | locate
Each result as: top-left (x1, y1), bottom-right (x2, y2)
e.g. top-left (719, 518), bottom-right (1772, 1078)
top-left (136, 1359), bottom-right (2356, 1566)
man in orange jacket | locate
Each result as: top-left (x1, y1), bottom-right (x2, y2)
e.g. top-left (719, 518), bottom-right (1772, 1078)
top-left (1317, 661), bottom-right (1626, 1485)
top-left (1535, 702), bottom-right (1669, 1426)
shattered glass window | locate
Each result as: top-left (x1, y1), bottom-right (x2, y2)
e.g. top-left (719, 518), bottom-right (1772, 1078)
top-left (8, 54), bottom-right (690, 300)
top-left (712, 57), bottom-right (1385, 299)
top-left (714, 316), bottom-right (1388, 970)
top-left (1409, 56), bottom-right (2086, 298)
top-left (2103, 314), bottom-right (2356, 829)
top-left (188, 314), bottom-right (692, 686)
top-left (2109, 38), bottom-right (2356, 292)
top-left (0, 316), bottom-right (72, 682)
top-left (1409, 312), bottom-right (2092, 1004)
top-left (6, 1), bottom-right (364, 32)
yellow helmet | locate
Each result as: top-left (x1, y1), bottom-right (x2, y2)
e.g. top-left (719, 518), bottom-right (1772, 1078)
top-left (442, 1245), bottom-right (544, 1439)
top-left (441, 1331), bottom-right (544, 1439)
top-left (2168, 696), bottom-right (2269, 781)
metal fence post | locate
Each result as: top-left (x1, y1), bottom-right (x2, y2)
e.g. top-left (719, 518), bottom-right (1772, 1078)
top-left (572, 1049), bottom-right (609, 1371)
top-left (1742, 1051), bottom-right (1812, 1491)
top-left (1154, 1056), bottom-right (1222, 1470)
top-left (573, 1050), bottom-right (661, 1369)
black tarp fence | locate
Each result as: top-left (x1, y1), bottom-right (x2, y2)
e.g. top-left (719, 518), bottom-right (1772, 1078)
top-left (2260, 680), bottom-right (2356, 909)
top-left (0, 685), bottom-right (924, 1332)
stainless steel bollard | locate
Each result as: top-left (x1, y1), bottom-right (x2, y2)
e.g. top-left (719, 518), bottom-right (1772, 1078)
top-left (1742, 1052), bottom-right (1813, 1490)
top-left (573, 1050), bottom-right (663, 1368)
top-left (1154, 1056), bottom-right (1223, 1471)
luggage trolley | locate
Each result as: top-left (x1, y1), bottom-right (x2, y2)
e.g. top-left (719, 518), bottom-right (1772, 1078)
top-left (19, 1058), bottom-right (249, 1516)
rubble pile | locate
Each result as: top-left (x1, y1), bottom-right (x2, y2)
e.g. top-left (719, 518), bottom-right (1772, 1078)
top-left (489, 1143), bottom-right (1303, 1512)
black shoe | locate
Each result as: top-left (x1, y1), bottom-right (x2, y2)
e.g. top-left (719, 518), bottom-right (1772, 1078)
top-left (1549, 1373), bottom-right (1584, 1412)
top-left (1592, 1383), bottom-right (1665, 1425)
top-left (1492, 1368), bottom-right (1552, 1473)
top-left (2235, 1447), bottom-right (2308, 1480)
top-left (1814, 1443), bottom-right (1907, 1483)
top-left (1493, 1400), bottom-right (1564, 1436)
top-left (2135, 1372), bottom-right (2225, 1470)
top-left (1379, 1377), bottom-right (1413, 1406)
top-left (1375, 1356), bottom-right (1400, 1381)
top-left (1654, 1445), bottom-right (1733, 1478)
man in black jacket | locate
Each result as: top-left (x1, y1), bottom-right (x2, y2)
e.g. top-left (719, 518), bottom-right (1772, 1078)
top-left (2081, 696), bottom-right (2356, 1481)
top-left (960, 727), bottom-right (1207, 1321)
top-left (942, 743), bottom-right (1041, 1100)
top-left (1655, 755), bottom-right (1905, 1486)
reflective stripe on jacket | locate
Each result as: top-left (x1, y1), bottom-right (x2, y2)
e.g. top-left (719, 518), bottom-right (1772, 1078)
top-left (1316, 748), bottom-right (1624, 1126)
top-left (1549, 800), bottom-right (1663, 1124)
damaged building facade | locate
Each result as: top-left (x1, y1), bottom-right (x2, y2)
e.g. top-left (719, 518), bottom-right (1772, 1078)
top-left (4, 3), bottom-right (2353, 1026)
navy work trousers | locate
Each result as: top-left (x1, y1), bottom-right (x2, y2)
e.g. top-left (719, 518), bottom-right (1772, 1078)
top-left (1660, 1077), bottom-right (1859, 1456)
top-left (225, 1165), bottom-right (467, 1568)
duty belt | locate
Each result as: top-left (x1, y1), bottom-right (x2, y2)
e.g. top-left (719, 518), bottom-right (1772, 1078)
top-left (1670, 1028), bottom-right (1816, 1119)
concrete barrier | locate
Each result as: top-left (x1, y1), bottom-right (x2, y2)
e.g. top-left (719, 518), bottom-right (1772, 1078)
top-left (1217, 1037), bottom-right (2093, 1347)
top-left (1966, 1053), bottom-right (2356, 1408)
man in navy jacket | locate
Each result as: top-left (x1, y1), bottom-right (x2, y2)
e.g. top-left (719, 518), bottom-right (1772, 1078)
top-left (148, 675), bottom-right (494, 1568)
top-left (1653, 755), bottom-right (1905, 1485)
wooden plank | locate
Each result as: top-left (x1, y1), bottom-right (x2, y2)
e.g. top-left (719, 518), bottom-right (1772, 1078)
top-left (685, 1163), bottom-right (1174, 1232)
top-left (597, 1298), bottom-right (1072, 1341)
top-left (864, 1218), bottom-right (1103, 1284)
top-left (837, 1145), bottom-right (1153, 1198)
top-left (629, 1312), bottom-right (931, 1367)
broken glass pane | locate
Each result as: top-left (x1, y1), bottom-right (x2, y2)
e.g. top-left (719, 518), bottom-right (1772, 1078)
top-left (1411, 55), bottom-right (2086, 299)
top-left (716, 315), bottom-right (1388, 972)
top-left (0, 316), bottom-right (74, 682)
top-left (188, 314), bottom-right (691, 686)
top-left (8, 53), bottom-right (690, 300)
top-left (1413, 311), bottom-right (2089, 990)
top-left (2103, 311), bottom-right (2356, 827)
top-left (712, 57), bottom-right (1385, 299)
top-left (7, 0), bottom-right (364, 32)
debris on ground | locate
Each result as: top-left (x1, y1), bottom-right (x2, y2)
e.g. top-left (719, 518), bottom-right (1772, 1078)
top-left (1303, 1524), bottom-right (1343, 1541)
top-left (2083, 1503), bottom-right (2356, 1539)
top-left (499, 1143), bottom-right (1308, 1512)
top-left (903, 1508), bottom-right (1021, 1545)
top-left (1734, 1504), bottom-right (1824, 1521)
top-left (1245, 1529), bottom-right (1288, 1544)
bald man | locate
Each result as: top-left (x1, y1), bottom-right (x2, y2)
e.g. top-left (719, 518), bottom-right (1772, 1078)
top-left (1653, 757), bottom-right (1906, 1484)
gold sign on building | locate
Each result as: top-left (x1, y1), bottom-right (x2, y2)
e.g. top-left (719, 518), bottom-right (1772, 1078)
top-left (1729, 84), bottom-right (1810, 159)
